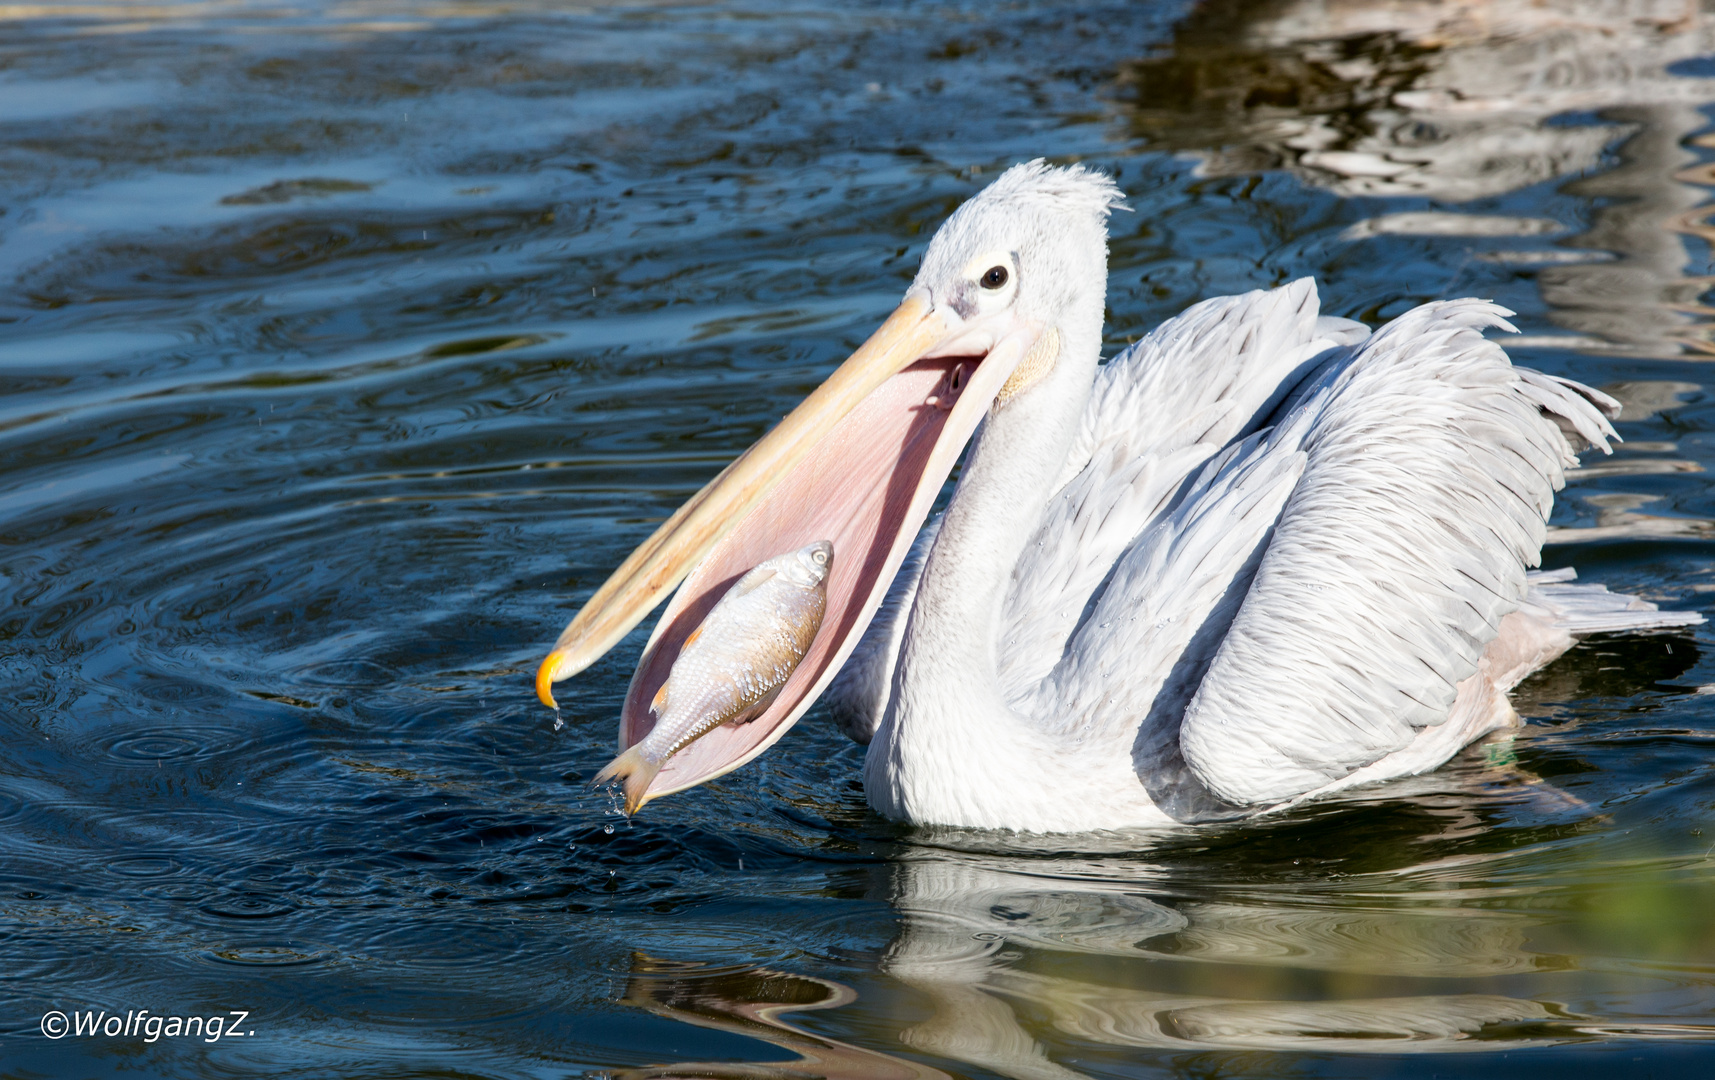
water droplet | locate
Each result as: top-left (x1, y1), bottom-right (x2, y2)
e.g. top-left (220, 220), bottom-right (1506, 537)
top-left (603, 824), bottom-right (615, 834)
top-left (567, 843), bottom-right (577, 851)
top-left (553, 708), bottom-right (564, 732)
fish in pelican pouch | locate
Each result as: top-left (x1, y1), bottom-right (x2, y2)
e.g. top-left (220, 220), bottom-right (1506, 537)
top-left (595, 540), bottom-right (832, 813)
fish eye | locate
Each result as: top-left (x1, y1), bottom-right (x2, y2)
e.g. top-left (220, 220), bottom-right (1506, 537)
top-left (979, 265), bottom-right (1009, 290)
top-left (812, 550), bottom-right (827, 564)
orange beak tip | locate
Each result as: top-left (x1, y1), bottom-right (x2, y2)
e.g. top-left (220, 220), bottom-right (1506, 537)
top-left (535, 655), bottom-right (562, 709)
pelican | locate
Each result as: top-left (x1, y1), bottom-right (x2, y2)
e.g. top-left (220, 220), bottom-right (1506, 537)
top-left (537, 161), bottom-right (1701, 833)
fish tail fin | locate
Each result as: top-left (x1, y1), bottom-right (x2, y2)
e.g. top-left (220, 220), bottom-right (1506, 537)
top-left (592, 745), bottom-right (661, 816)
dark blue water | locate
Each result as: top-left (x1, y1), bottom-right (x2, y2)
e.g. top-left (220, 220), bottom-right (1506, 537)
top-left (3, 1), bottom-right (1714, 1075)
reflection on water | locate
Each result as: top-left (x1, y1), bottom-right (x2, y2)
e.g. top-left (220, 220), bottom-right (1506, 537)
top-left (883, 848), bottom-right (1563, 1064)
top-left (3, 0), bottom-right (1715, 1075)
top-left (628, 796), bottom-right (1715, 1077)
top-left (621, 956), bottom-right (952, 1080)
top-left (1119, 0), bottom-right (1715, 358)
top-left (872, 733), bottom-right (1715, 1067)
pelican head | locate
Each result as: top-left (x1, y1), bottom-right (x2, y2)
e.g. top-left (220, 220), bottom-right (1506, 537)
top-left (539, 161), bottom-right (1125, 811)
top-left (912, 161), bottom-right (1121, 369)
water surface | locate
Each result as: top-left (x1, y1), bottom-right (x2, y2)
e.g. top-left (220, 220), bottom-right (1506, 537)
top-left (3, 1), bottom-right (1715, 1075)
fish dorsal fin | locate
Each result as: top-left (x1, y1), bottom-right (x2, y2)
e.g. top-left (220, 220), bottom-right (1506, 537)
top-left (729, 565), bottom-right (778, 597)
top-left (650, 681), bottom-right (669, 715)
top-left (680, 623), bottom-right (705, 652)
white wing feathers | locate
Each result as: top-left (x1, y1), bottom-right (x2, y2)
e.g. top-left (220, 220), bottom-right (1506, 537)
top-left (999, 436), bottom-right (1224, 703)
top-left (1055, 278), bottom-right (1348, 492)
top-left (1515, 369), bottom-right (1621, 451)
top-left (1002, 279), bottom-right (1358, 702)
top-left (1525, 567), bottom-right (1704, 635)
top-left (1019, 413), bottom-right (1314, 752)
top-left (1178, 299), bottom-right (1618, 806)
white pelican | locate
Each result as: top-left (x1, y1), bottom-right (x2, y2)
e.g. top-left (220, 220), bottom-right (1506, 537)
top-left (537, 161), bottom-right (1701, 833)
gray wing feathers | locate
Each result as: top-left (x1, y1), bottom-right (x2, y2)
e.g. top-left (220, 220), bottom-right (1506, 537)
top-left (1179, 299), bottom-right (1619, 806)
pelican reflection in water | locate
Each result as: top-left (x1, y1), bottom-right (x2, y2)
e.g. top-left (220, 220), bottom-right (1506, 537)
top-left (537, 161), bottom-right (1700, 833)
top-left (618, 833), bottom-right (1637, 1074)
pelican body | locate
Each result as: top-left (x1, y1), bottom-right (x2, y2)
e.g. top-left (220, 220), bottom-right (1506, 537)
top-left (542, 161), bottom-right (1701, 833)
top-left (594, 541), bottom-right (831, 813)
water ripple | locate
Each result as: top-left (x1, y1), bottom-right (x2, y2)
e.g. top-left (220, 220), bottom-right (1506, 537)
top-left (198, 942), bottom-right (333, 968)
top-left (197, 892), bottom-right (302, 921)
top-left (105, 855), bottom-right (185, 879)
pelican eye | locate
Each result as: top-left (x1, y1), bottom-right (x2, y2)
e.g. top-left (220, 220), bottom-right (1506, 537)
top-left (979, 265), bottom-right (1009, 290)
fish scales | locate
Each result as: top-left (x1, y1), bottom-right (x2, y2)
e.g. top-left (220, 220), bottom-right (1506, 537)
top-left (650, 570), bottom-right (827, 755)
top-left (594, 540), bottom-right (832, 813)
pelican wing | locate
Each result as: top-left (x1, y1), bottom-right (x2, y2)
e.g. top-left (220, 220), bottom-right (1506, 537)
top-left (1055, 278), bottom-right (1353, 490)
top-left (1017, 417), bottom-right (1313, 754)
top-left (1177, 300), bottom-right (1618, 806)
top-left (1001, 279), bottom-right (1358, 703)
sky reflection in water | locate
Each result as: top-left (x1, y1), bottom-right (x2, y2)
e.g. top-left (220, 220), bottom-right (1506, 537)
top-left (1, 0), bottom-right (1715, 1076)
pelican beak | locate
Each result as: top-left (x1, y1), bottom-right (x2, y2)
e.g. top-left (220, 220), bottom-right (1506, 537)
top-left (536, 290), bottom-right (954, 702)
top-left (539, 289), bottom-right (1035, 810)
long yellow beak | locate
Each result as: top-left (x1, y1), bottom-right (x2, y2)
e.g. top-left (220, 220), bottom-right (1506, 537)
top-left (536, 291), bottom-right (953, 706)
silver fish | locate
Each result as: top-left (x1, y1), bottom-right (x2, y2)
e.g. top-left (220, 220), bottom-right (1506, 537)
top-left (595, 540), bottom-right (832, 813)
